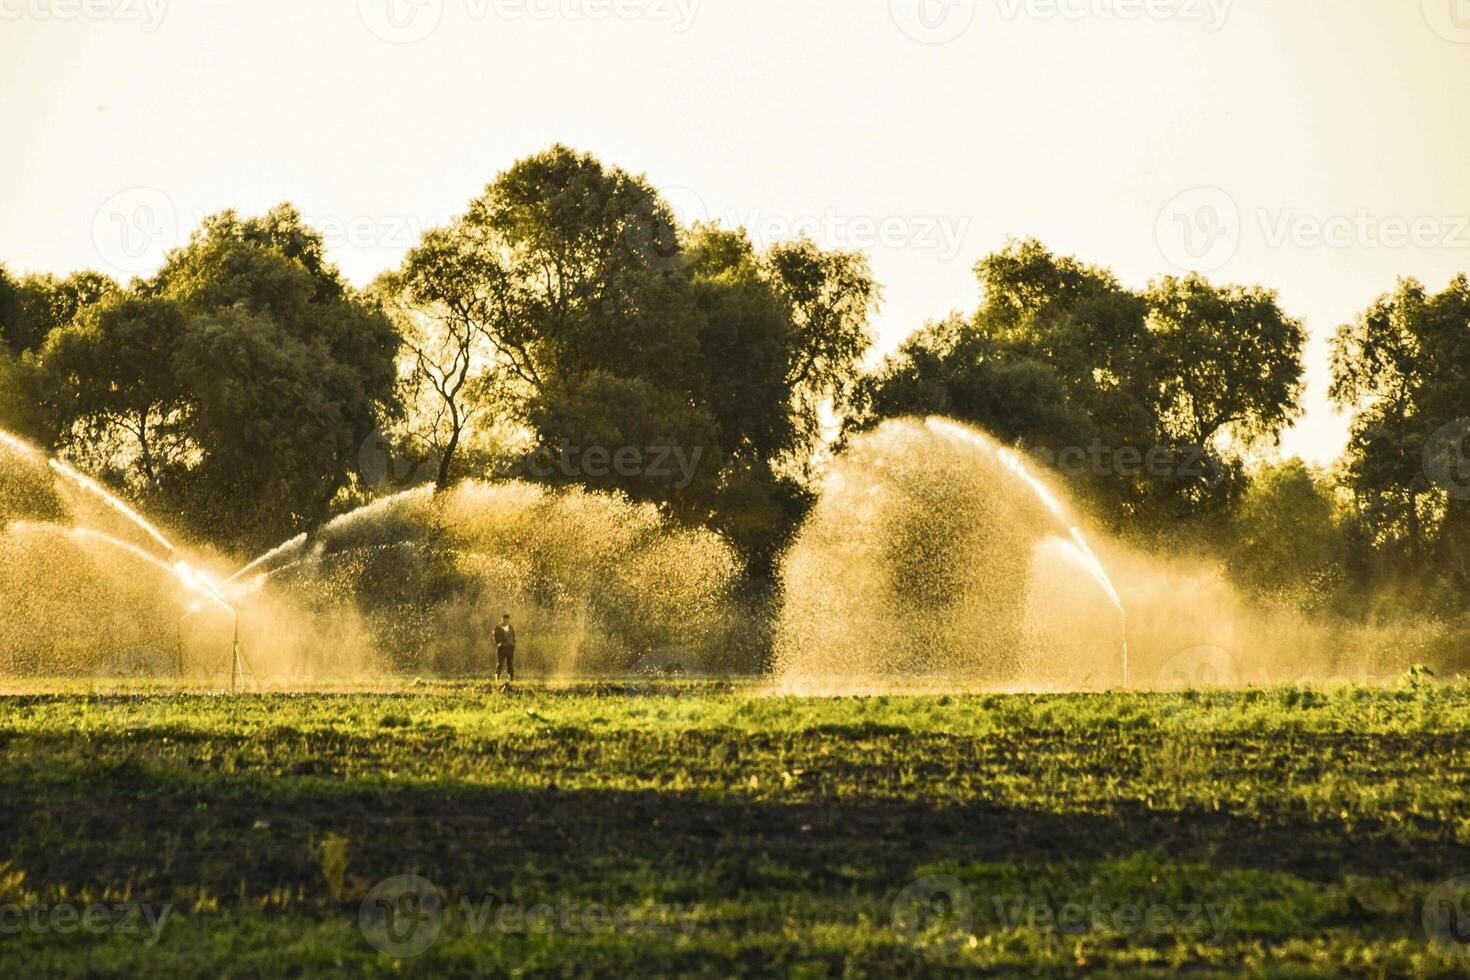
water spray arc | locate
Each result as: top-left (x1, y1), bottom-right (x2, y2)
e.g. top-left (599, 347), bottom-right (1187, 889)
top-left (48, 458), bottom-right (177, 555)
top-left (1, 428), bottom-right (251, 688)
top-left (224, 533), bottom-right (307, 586)
top-left (926, 418), bottom-right (1130, 688)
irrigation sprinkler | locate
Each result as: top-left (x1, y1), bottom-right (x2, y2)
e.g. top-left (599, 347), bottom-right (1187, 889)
top-left (175, 570), bottom-right (256, 691)
top-left (179, 588), bottom-right (253, 692)
top-left (1121, 612), bottom-right (1130, 690)
top-left (229, 608), bottom-right (258, 693)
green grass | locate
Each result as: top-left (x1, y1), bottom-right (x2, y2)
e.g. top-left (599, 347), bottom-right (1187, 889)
top-left (2, 680), bottom-right (1470, 976)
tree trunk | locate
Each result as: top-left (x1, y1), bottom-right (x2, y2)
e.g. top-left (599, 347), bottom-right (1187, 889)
top-left (436, 416), bottom-right (461, 494)
top-left (137, 409), bottom-right (158, 488)
top-left (1407, 489), bottom-right (1421, 562)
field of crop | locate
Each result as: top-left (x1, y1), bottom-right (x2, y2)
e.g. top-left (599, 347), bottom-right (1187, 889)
top-left (3, 680), bottom-right (1470, 977)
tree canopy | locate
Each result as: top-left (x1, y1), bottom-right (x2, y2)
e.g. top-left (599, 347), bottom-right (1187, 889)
top-left (39, 206), bottom-right (398, 552)
top-left (1331, 275), bottom-right (1470, 603)
top-left (851, 239), bottom-right (1306, 526)
top-left (383, 146), bottom-right (877, 571)
top-left (3, 149), bottom-right (1467, 627)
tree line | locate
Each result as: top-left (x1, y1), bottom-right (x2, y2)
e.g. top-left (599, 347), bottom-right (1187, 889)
top-left (2, 145), bottom-right (1466, 622)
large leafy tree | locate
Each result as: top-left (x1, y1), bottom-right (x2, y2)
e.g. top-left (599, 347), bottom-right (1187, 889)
top-left (42, 295), bottom-right (191, 486)
top-left (2, 266), bottom-right (122, 442)
top-left (850, 240), bottom-right (1305, 525)
top-left (42, 206), bottom-right (400, 553)
top-left (388, 147), bottom-right (878, 571)
top-left (0, 266), bottom-right (23, 353)
top-left (851, 314), bottom-right (1093, 450)
top-left (763, 237), bottom-right (879, 467)
top-left (684, 225), bottom-right (795, 463)
top-left (0, 346), bottom-right (44, 440)
top-left (1225, 460), bottom-right (1347, 607)
top-left (1, 269), bottom-right (119, 356)
top-left (1331, 276), bottom-right (1470, 595)
top-left (973, 239), bottom-right (1154, 449)
top-left (372, 266), bottom-right (505, 493)
top-left (1141, 274), bottom-right (1306, 513)
top-left (1146, 275), bottom-right (1305, 448)
top-left (390, 147), bottom-right (703, 492)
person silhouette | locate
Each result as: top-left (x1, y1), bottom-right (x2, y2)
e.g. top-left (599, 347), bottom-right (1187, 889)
top-left (493, 613), bottom-right (516, 682)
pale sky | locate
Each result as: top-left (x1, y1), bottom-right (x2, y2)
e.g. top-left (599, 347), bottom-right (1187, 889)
top-left (4, 0), bottom-right (1469, 464)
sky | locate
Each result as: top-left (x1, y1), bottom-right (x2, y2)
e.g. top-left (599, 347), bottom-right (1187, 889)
top-left (3, 0), bottom-right (1469, 464)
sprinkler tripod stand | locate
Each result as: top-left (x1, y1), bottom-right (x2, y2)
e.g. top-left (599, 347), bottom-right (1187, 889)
top-left (228, 610), bottom-right (257, 693)
top-left (180, 605), bottom-right (256, 692)
top-left (1121, 611), bottom-right (1130, 691)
